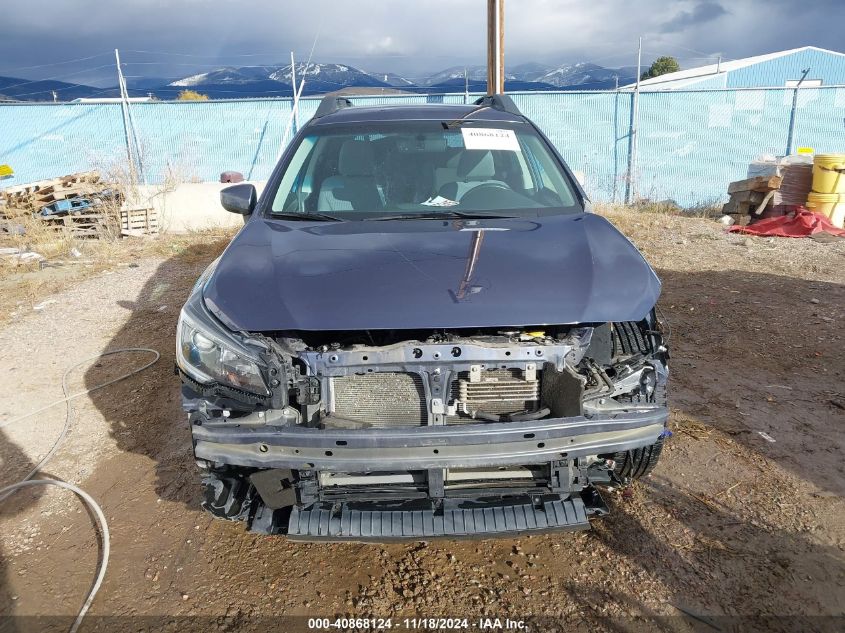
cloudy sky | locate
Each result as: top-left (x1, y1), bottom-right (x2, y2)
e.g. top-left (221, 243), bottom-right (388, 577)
top-left (0, 0), bottom-right (842, 85)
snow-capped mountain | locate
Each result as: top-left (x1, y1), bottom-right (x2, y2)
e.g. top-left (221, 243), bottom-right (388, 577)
top-left (418, 63), bottom-right (637, 90)
top-left (523, 62), bottom-right (639, 88)
top-left (168, 62), bottom-right (390, 95)
top-left (169, 66), bottom-right (282, 87)
top-left (157, 60), bottom-right (639, 99)
top-left (420, 65), bottom-right (516, 86)
top-left (2, 57), bottom-right (641, 102)
top-left (267, 63), bottom-right (390, 90)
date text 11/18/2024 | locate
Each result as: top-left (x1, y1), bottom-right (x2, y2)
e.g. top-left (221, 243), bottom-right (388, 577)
top-left (307, 617), bottom-right (528, 630)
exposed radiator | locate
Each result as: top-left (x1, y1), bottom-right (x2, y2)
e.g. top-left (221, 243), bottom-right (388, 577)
top-left (330, 372), bottom-right (427, 428)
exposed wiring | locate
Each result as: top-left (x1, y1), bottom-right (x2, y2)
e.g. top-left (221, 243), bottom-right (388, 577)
top-left (656, 303), bottom-right (672, 343)
top-left (0, 348), bottom-right (160, 632)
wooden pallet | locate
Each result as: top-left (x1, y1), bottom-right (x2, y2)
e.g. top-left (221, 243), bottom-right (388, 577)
top-left (0, 171), bottom-right (103, 217)
top-left (120, 207), bottom-right (158, 236)
top-left (1, 171), bottom-right (100, 197)
top-left (41, 212), bottom-right (114, 238)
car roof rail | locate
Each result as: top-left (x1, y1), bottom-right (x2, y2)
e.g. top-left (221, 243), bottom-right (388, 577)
top-left (473, 94), bottom-right (522, 116)
top-left (313, 95), bottom-right (354, 119)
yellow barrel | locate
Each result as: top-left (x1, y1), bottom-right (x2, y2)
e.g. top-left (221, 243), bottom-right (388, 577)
top-left (812, 154), bottom-right (845, 194)
top-left (806, 192), bottom-right (845, 228)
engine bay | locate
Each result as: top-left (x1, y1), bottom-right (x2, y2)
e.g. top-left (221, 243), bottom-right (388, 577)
top-left (182, 316), bottom-right (668, 538)
top-left (252, 317), bottom-right (668, 429)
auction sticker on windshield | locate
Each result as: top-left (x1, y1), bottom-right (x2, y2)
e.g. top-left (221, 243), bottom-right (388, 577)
top-left (461, 127), bottom-right (520, 151)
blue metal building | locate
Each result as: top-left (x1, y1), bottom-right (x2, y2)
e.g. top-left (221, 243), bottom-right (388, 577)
top-left (624, 46), bottom-right (845, 90)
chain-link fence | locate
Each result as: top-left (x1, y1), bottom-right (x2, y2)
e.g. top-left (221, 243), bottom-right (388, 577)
top-left (2, 87), bottom-right (843, 206)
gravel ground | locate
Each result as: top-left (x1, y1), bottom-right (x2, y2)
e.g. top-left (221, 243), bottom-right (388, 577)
top-left (0, 213), bottom-right (843, 633)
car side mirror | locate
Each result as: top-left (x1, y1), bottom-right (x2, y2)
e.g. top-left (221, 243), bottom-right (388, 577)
top-left (220, 183), bottom-right (256, 215)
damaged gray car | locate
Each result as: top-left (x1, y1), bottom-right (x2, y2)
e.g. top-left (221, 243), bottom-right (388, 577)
top-left (176, 94), bottom-right (669, 540)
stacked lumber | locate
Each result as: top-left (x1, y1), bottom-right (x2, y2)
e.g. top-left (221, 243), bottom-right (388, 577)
top-left (748, 159), bottom-right (814, 208)
top-left (721, 175), bottom-right (782, 226)
top-left (0, 172), bottom-right (103, 218)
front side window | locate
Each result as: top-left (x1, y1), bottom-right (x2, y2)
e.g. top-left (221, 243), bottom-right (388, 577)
top-left (269, 120), bottom-right (580, 219)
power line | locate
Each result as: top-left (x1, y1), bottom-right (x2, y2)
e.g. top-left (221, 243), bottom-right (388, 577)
top-left (0, 64), bottom-right (115, 92)
top-left (119, 61), bottom-right (283, 68)
top-left (8, 80), bottom-right (118, 100)
top-left (0, 52), bottom-right (112, 75)
top-left (123, 49), bottom-right (289, 58)
top-left (122, 49), bottom-right (469, 60)
top-left (278, 4), bottom-right (324, 157)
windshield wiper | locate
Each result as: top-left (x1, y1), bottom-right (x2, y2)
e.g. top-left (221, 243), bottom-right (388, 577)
top-left (363, 211), bottom-right (516, 221)
top-left (271, 211), bottom-right (343, 222)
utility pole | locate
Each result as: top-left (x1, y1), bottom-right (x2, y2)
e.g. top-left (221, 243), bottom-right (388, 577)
top-left (625, 36), bottom-right (642, 205)
top-left (290, 51), bottom-right (299, 132)
top-left (486, 0), bottom-right (505, 94)
top-left (786, 67), bottom-right (810, 156)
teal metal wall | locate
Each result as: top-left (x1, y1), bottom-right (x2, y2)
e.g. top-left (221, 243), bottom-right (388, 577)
top-left (1, 88), bottom-right (843, 207)
top-left (726, 49), bottom-right (845, 88)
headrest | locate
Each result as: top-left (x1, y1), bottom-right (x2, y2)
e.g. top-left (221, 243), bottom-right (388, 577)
top-left (458, 151), bottom-right (496, 181)
top-left (339, 140), bottom-right (376, 176)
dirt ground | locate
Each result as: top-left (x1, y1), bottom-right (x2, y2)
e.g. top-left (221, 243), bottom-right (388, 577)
top-left (1, 211), bottom-right (843, 633)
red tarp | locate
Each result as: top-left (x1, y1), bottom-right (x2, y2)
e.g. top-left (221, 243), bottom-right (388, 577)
top-left (728, 208), bottom-right (845, 238)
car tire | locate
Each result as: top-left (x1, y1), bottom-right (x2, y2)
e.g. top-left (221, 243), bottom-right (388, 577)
top-left (611, 437), bottom-right (664, 481)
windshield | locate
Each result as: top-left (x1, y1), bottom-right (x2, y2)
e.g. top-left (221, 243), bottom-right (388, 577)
top-left (268, 120), bottom-right (580, 220)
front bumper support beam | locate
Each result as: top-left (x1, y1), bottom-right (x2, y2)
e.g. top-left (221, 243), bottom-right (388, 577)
top-left (192, 409), bottom-right (667, 471)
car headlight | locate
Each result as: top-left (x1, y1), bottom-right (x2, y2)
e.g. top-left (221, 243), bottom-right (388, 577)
top-left (177, 310), bottom-right (269, 396)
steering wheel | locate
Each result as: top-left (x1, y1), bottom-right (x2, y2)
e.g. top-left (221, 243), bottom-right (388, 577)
top-left (464, 182), bottom-right (511, 195)
top-left (458, 182), bottom-right (515, 208)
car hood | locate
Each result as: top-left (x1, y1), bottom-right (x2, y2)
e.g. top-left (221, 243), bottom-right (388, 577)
top-left (203, 212), bottom-right (661, 332)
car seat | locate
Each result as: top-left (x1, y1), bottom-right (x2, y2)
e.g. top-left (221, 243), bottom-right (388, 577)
top-left (317, 140), bottom-right (384, 211)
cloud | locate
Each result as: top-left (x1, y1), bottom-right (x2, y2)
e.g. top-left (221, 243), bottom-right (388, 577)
top-left (661, 1), bottom-right (729, 33)
top-left (0, 0), bottom-right (840, 86)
